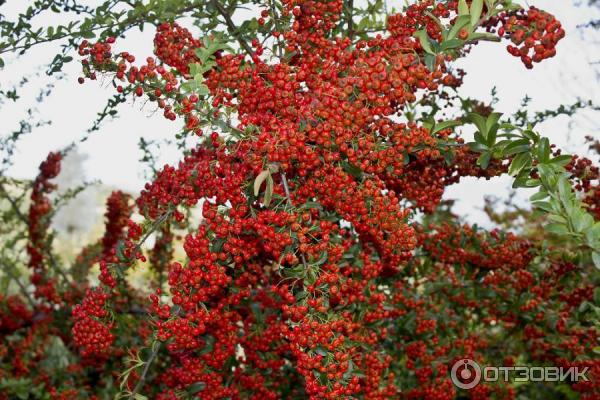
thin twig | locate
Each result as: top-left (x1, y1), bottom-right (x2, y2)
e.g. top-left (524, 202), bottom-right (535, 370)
top-left (1, 260), bottom-right (36, 309)
top-left (211, 0), bottom-right (254, 57)
top-left (0, 182), bottom-right (27, 224)
top-left (129, 341), bottom-right (161, 398)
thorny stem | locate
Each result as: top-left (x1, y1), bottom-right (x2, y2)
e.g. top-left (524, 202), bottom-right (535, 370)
top-left (1, 259), bottom-right (36, 309)
top-left (0, 182), bottom-right (27, 224)
top-left (128, 341), bottom-right (161, 399)
top-left (0, 182), bottom-right (72, 285)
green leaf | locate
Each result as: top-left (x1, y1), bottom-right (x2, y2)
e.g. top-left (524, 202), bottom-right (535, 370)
top-left (414, 30), bottom-right (435, 55)
top-left (448, 15), bottom-right (471, 41)
top-left (264, 174), bottom-right (274, 207)
top-left (468, 141), bottom-right (488, 153)
top-left (474, 130), bottom-right (487, 145)
top-left (532, 201), bottom-right (553, 213)
top-left (458, 0), bottom-right (469, 15)
top-left (195, 84), bottom-right (210, 96)
top-left (592, 252), bottom-right (600, 270)
top-left (508, 152), bottom-right (531, 176)
top-left (467, 32), bottom-right (500, 41)
top-left (547, 214), bottom-right (567, 224)
top-left (477, 152), bottom-right (491, 169)
top-left (254, 170), bottom-right (271, 196)
top-left (572, 210), bottom-right (594, 233)
top-left (467, 112), bottom-right (488, 136)
top-left (585, 222), bottom-right (600, 247)
top-left (545, 223), bottom-right (569, 236)
top-left (424, 53), bottom-right (436, 71)
top-left (537, 137), bottom-right (550, 162)
top-left (486, 123), bottom-right (498, 146)
top-left (342, 161), bottom-right (363, 178)
top-left (431, 120), bottom-right (462, 135)
top-left (470, 0), bottom-right (484, 27)
top-left (557, 176), bottom-right (572, 202)
top-left (529, 190), bottom-right (548, 202)
top-left (485, 112), bottom-right (502, 132)
top-left (189, 382), bottom-right (207, 394)
top-left (440, 39), bottom-right (464, 51)
top-left (502, 139), bottom-right (530, 156)
top-left (549, 154), bottom-right (572, 167)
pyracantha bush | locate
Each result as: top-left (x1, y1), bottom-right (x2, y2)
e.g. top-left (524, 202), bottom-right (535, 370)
top-left (0, 1), bottom-right (598, 399)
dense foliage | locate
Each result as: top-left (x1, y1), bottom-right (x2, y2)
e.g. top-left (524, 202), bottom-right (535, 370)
top-left (0, 0), bottom-right (599, 399)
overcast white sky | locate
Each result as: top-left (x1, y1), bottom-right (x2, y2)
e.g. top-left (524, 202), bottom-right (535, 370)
top-left (1, 0), bottom-right (599, 228)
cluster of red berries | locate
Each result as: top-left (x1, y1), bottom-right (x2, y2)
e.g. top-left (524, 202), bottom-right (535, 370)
top-left (489, 7), bottom-right (564, 69)
top-left (27, 152), bottom-right (62, 303)
top-left (72, 289), bottom-right (114, 357)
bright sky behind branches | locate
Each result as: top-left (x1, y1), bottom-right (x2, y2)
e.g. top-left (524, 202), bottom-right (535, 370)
top-left (1, 0), bottom-right (599, 228)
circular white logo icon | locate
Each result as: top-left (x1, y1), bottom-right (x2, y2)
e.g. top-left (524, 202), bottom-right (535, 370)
top-left (451, 359), bottom-right (481, 390)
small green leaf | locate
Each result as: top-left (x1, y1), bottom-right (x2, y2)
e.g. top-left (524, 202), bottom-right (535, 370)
top-left (431, 120), bottom-right (462, 135)
top-left (549, 154), bottom-right (572, 167)
top-left (502, 139), bottom-right (530, 156)
top-left (263, 174), bottom-right (274, 207)
top-left (547, 214), bottom-right (567, 224)
top-left (458, 0), bottom-right (469, 15)
top-left (532, 201), bottom-right (553, 213)
top-left (545, 223), bottom-right (569, 236)
top-left (189, 382), bottom-right (207, 394)
top-left (467, 112), bottom-right (488, 137)
top-left (485, 112), bottom-right (502, 132)
top-left (424, 53), bottom-right (436, 71)
top-left (572, 210), bottom-right (594, 233)
top-left (508, 152), bottom-right (531, 176)
top-left (467, 32), bottom-right (500, 41)
top-left (470, 0), bottom-right (484, 27)
top-left (477, 152), bottom-right (491, 169)
top-left (592, 252), bottom-right (600, 270)
top-left (557, 176), bottom-right (572, 201)
top-left (585, 222), bottom-right (600, 247)
top-left (196, 84), bottom-right (210, 96)
top-left (342, 161), bottom-right (363, 178)
top-left (440, 39), bottom-right (464, 51)
top-left (448, 15), bottom-right (471, 40)
top-left (529, 190), bottom-right (548, 202)
top-left (537, 137), bottom-right (550, 162)
top-left (414, 30), bottom-right (435, 55)
top-left (468, 141), bottom-right (489, 153)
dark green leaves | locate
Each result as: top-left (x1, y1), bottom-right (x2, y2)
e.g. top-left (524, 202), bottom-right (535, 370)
top-left (508, 152), bottom-right (531, 176)
top-left (447, 15), bottom-right (471, 41)
top-left (430, 119), bottom-right (462, 135)
top-left (470, 0), bottom-right (484, 27)
top-left (413, 30), bottom-right (434, 55)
